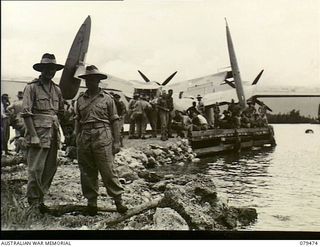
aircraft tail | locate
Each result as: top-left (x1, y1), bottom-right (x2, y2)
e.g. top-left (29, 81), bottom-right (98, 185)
top-left (225, 18), bottom-right (246, 108)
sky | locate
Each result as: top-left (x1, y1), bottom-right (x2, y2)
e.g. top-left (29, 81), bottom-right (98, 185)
top-left (1, 0), bottom-right (320, 87)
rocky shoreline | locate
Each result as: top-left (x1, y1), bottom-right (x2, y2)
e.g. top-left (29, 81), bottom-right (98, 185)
top-left (1, 137), bottom-right (257, 230)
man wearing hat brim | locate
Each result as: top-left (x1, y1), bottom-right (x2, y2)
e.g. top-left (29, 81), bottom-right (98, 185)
top-left (196, 94), bottom-right (205, 115)
top-left (78, 65), bottom-right (108, 81)
top-left (21, 53), bottom-right (64, 214)
top-left (75, 65), bottom-right (128, 215)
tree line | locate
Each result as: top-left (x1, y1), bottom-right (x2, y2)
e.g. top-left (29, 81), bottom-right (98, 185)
top-left (267, 109), bottom-right (319, 124)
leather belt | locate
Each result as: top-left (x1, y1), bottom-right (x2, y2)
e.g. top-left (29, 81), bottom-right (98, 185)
top-left (81, 122), bottom-right (107, 130)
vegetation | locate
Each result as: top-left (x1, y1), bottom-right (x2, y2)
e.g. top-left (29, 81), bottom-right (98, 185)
top-left (267, 109), bottom-right (319, 124)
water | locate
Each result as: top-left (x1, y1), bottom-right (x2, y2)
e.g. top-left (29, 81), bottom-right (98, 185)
top-left (197, 124), bottom-right (320, 231)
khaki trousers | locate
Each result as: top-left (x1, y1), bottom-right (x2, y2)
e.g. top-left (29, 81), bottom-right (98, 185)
top-left (26, 130), bottom-right (58, 205)
top-left (77, 126), bottom-right (124, 206)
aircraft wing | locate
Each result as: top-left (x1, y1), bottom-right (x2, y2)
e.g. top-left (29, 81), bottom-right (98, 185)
top-left (166, 71), bottom-right (232, 96)
top-left (248, 86), bottom-right (320, 99)
top-left (99, 74), bottom-right (136, 98)
top-left (202, 86), bottom-right (320, 109)
top-left (133, 83), bottom-right (160, 90)
top-left (202, 90), bottom-right (239, 108)
top-left (250, 86), bottom-right (320, 99)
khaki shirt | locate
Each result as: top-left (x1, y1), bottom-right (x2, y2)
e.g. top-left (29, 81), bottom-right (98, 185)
top-left (22, 77), bottom-right (64, 148)
top-left (76, 88), bottom-right (119, 126)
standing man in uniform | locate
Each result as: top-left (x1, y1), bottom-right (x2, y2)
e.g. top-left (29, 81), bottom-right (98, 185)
top-left (1, 94), bottom-right (11, 154)
top-left (148, 95), bottom-right (159, 138)
top-left (22, 53), bottom-right (64, 213)
top-left (166, 89), bottom-right (174, 138)
top-left (128, 93), bottom-right (139, 139)
top-left (113, 93), bottom-right (127, 146)
top-left (157, 90), bottom-right (170, 141)
top-left (196, 94), bottom-right (205, 115)
top-left (213, 102), bottom-right (221, 128)
top-left (75, 65), bottom-right (128, 216)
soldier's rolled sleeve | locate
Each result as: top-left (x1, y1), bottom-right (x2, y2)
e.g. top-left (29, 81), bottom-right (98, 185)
top-left (21, 85), bottom-right (34, 118)
top-left (108, 98), bottom-right (119, 122)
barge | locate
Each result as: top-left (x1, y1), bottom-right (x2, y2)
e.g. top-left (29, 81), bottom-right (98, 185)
top-left (189, 126), bottom-right (276, 156)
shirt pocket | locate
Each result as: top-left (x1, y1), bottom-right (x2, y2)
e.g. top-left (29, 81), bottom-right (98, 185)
top-left (35, 94), bottom-right (51, 110)
top-left (95, 103), bottom-right (108, 117)
top-left (52, 97), bottom-right (60, 111)
top-left (96, 103), bottom-right (108, 110)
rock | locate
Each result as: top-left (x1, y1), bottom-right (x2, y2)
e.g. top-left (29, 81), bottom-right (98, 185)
top-left (1, 154), bottom-right (26, 167)
top-left (116, 166), bottom-right (139, 181)
top-left (142, 149), bottom-right (154, 157)
top-left (177, 162), bottom-right (185, 166)
top-left (152, 149), bottom-right (165, 157)
top-left (151, 181), bottom-right (168, 192)
top-left (160, 177), bottom-right (217, 230)
top-left (131, 151), bottom-right (148, 164)
top-left (234, 207), bottom-right (258, 225)
top-left (192, 158), bottom-right (201, 163)
top-left (157, 174), bottom-right (254, 230)
top-left (146, 156), bottom-right (158, 168)
top-left (128, 160), bottom-right (145, 170)
top-left (162, 158), bottom-right (172, 164)
top-left (149, 144), bottom-right (163, 149)
top-left (152, 208), bottom-right (189, 230)
top-left (137, 171), bottom-right (163, 183)
top-left (164, 174), bottom-right (175, 180)
top-left (194, 186), bottom-right (217, 205)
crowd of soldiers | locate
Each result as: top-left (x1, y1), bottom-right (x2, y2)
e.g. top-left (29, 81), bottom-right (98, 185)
top-left (1, 53), bottom-right (270, 218)
top-left (125, 92), bottom-right (269, 141)
top-left (127, 89), bottom-right (174, 141)
top-left (1, 85), bottom-right (270, 157)
top-left (214, 99), bottom-right (269, 129)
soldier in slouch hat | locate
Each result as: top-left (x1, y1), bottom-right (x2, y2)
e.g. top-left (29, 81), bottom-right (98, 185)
top-left (75, 65), bottom-right (128, 216)
top-left (22, 53), bottom-right (64, 214)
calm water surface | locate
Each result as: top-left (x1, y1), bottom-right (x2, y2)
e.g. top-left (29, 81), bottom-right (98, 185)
top-left (199, 124), bottom-right (320, 231)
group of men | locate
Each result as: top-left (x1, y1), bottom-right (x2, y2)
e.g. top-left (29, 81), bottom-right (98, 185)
top-left (1, 53), bottom-right (271, 218)
top-left (126, 92), bottom-right (213, 140)
top-left (2, 54), bottom-right (128, 217)
top-left (127, 89), bottom-right (174, 141)
top-left (214, 99), bottom-right (269, 129)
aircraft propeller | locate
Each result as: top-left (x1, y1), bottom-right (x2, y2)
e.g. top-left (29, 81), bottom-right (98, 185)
top-left (220, 69), bottom-right (272, 111)
top-left (252, 69), bottom-right (264, 85)
top-left (251, 97), bottom-right (273, 112)
top-left (162, 71), bottom-right (178, 86)
top-left (137, 70), bottom-right (178, 86)
top-left (138, 70), bottom-right (151, 83)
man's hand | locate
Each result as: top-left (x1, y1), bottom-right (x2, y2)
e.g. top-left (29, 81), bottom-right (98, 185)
top-left (112, 142), bottom-right (121, 155)
top-left (30, 135), bottom-right (40, 146)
